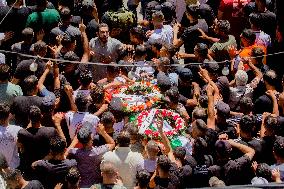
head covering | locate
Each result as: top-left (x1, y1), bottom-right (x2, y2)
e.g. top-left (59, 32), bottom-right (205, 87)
top-left (235, 70), bottom-right (248, 86)
top-left (216, 76), bottom-right (230, 103)
top-left (0, 53), bottom-right (5, 64)
top-left (216, 101), bottom-right (230, 117)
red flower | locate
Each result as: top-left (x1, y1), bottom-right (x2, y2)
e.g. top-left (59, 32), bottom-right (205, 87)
top-left (173, 115), bottom-right (179, 120)
top-left (145, 130), bottom-right (152, 135)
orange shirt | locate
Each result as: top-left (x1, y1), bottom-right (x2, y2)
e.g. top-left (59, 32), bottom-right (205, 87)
top-left (239, 44), bottom-right (267, 70)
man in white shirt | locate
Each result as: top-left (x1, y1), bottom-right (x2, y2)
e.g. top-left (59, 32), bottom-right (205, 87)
top-left (65, 92), bottom-right (99, 140)
top-left (0, 103), bottom-right (22, 168)
top-left (102, 131), bottom-right (144, 189)
top-left (148, 11), bottom-right (173, 47)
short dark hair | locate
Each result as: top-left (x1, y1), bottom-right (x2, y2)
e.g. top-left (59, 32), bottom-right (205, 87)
top-left (165, 87), bottom-right (179, 104)
top-left (192, 107), bottom-right (207, 122)
top-left (152, 11), bottom-right (164, 21)
top-left (217, 20), bottom-right (231, 34)
top-left (90, 85), bottom-right (105, 104)
top-left (29, 105), bottom-right (42, 123)
top-left (66, 167), bottom-right (81, 185)
top-left (130, 27), bottom-right (146, 42)
top-left (193, 137), bottom-right (208, 159)
top-left (274, 136), bottom-right (284, 158)
top-left (198, 95), bottom-right (208, 108)
top-left (249, 13), bottom-right (262, 29)
top-left (0, 64), bottom-right (10, 81)
top-left (77, 126), bottom-right (92, 144)
top-left (101, 111), bottom-right (115, 127)
top-left (79, 71), bottom-right (93, 87)
top-left (195, 43), bottom-right (208, 58)
top-left (241, 29), bottom-right (256, 44)
top-left (75, 92), bottom-right (89, 112)
top-left (135, 45), bottom-right (147, 57)
top-left (64, 51), bottom-right (80, 61)
top-left (173, 146), bottom-right (186, 160)
top-left (22, 75), bottom-right (38, 95)
top-left (186, 5), bottom-right (199, 18)
top-left (240, 97), bottom-right (253, 114)
top-left (50, 136), bottom-right (67, 154)
top-left (117, 131), bottom-right (131, 147)
top-left (157, 72), bottom-right (171, 93)
top-left (0, 103), bottom-right (10, 120)
top-left (62, 35), bottom-right (76, 47)
top-left (195, 119), bottom-right (208, 133)
top-left (0, 153), bottom-right (8, 169)
top-left (264, 115), bottom-right (279, 133)
top-left (157, 155), bottom-right (171, 172)
top-left (239, 115), bottom-right (256, 134)
top-left (107, 63), bottom-right (120, 75)
top-left (60, 7), bottom-right (72, 21)
top-left (3, 169), bottom-right (22, 181)
top-left (263, 70), bottom-right (278, 87)
top-left (136, 170), bottom-right (151, 188)
top-left (33, 41), bottom-right (47, 55)
top-left (98, 23), bottom-right (109, 30)
top-left (22, 27), bottom-right (34, 41)
top-left (36, 0), bottom-right (47, 7)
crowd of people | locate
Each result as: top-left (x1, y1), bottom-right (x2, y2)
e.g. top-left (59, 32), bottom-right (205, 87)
top-left (0, 0), bottom-right (284, 188)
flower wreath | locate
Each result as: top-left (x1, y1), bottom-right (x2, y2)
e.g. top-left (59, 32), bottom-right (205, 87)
top-left (137, 109), bottom-right (186, 139)
top-left (111, 81), bottom-right (161, 112)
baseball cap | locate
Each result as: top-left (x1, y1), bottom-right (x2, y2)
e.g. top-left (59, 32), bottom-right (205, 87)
top-left (216, 101), bottom-right (230, 117)
top-left (178, 68), bottom-right (193, 82)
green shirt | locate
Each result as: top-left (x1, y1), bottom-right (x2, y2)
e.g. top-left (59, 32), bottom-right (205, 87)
top-left (0, 82), bottom-right (23, 105)
top-left (26, 8), bottom-right (60, 32)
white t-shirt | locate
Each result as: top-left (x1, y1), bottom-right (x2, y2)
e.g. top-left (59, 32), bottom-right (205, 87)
top-left (103, 147), bottom-right (144, 189)
top-left (65, 111), bottom-right (100, 139)
top-left (148, 25), bottom-right (173, 47)
top-left (0, 125), bottom-right (22, 168)
top-left (144, 159), bottom-right (157, 173)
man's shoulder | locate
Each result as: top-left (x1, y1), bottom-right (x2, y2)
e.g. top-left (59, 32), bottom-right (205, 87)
top-left (17, 59), bottom-right (33, 66)
top-left (7, 124), bottom-right (22, 133)
top-left (44, 8), bottom-right (60, 15)
top-left (109, 37), bottom-right (122, 45)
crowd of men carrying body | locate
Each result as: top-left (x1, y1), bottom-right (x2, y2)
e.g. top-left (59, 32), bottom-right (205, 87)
top-left (1, 0), bottom-right (284, 188)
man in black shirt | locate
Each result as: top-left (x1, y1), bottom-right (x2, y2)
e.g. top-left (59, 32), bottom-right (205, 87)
top-left (11, 75), bottom-right (44, 128)
top-left (12, 41), bottom-right (53, 89)
top-left (17, 106), bottom-right (58, 180)
top-left (254, 70), bottom-right (279, 115)
top-left (212, 139), bottom-right (255, 185)
top-left (4, 169), bottom-right (44, 189)
top-left (32, 136), bottom-right (77, 189)
top-left (173, 5), bottom-right (208, 62)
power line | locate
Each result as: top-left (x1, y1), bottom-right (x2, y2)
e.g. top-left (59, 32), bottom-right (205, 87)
top-left (0, 49), bottom-right (284, 67)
